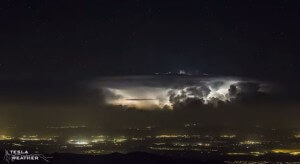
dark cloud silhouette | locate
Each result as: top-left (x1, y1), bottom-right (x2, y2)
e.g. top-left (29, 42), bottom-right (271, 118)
top-left (172, 98), bottom-right (205, 111)
top-left (227, 82), bottom-right (268, 103)
top-left (186, 85), bottom-right (211, 98)
top-left (228, 85), bottom-right (238, 98)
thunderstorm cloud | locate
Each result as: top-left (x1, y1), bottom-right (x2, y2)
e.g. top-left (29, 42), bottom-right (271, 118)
top-left (90, 76), bottom-right (271, 110)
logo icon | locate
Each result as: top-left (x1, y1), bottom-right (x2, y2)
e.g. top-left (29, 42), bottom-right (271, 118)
top-left (3, 150), bottom-right (52, 163)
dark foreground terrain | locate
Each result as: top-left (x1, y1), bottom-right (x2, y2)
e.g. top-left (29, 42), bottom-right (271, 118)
top-left (0, 152), bottom-right (205, 164)
top-left (1, 151), bottom-right (300, 164)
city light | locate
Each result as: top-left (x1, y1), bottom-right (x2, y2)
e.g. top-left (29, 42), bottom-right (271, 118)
top-left (68, 139), bottom-right (89, 145)
top-left (220, 134), bottom-right (236, 138)
top-left (0, 135), bottom-right (13, 140)
top-left (272, 149), bottom-right (300, 156)
top-left (294, 134), bottom-right (300, 138)
top-left (155, 135), bottom-right (188, 138)
top-left (239, 140), bottom-right (261, 145)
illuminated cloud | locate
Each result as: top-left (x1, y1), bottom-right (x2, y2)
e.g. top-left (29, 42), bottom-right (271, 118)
top-left (91, 76), bottom-right (270, 110)
top-left (103, 87), bottom-right (171, 109)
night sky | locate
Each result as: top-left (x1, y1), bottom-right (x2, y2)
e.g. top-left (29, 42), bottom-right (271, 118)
top-left (0, 0), bottom-right (300, 130)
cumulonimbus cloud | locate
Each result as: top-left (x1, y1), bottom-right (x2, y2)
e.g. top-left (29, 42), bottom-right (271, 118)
top-left (89, 75), bottom-right (271, 110)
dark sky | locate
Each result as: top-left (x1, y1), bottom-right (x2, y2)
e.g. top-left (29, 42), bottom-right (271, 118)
top-left (1, 0), bottom-right (299, 79)
top-left (0, 0), bottom-right (299, 129)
